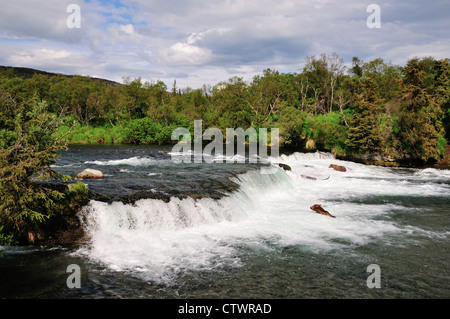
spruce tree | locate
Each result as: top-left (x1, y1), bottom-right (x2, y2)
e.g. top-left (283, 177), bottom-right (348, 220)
top-left (396, 58), bottom-right (444, 162)
top-left (434, 59), bottom-right (450, 141)
top-left (346, 78), bottom-right (383, 154)
top-left (0, 94), bottom-right (81, 244)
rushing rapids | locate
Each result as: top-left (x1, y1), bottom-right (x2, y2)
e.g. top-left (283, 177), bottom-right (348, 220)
top-left (2, 145), bottom-right (448, 298)
top-left (66, 147), bottom-right (450, 287)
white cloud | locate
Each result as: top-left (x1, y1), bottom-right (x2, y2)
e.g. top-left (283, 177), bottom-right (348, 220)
top-left (162, 42), bottom-right (212, 66)
top-left (383, 41), bottom-right (450, 66)
top-left (0, 0), bottom-right (84, 43)
top-left (4, 45), bottom-right (95, 75)
top-left (0, 0), bottom-right (448, 88)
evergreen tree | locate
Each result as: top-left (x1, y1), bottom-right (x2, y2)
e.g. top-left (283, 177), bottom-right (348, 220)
top-left (0, 94), bottom-right (82, 244)
top-left (434, 59), bottom-right (450, 140)
top-left (395, 58), bottom-right (444, 162)
top-left (350, 57), bottom-right (363, 78)
top-left (346, 78), bottom-right (383, 153)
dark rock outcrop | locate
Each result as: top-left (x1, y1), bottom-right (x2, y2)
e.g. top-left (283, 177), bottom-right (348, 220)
top-left (277, 163), bottom-right (291, 171)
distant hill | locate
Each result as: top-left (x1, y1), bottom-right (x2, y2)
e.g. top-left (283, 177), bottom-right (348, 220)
top-left (0, 65), bottom-right (121, 86)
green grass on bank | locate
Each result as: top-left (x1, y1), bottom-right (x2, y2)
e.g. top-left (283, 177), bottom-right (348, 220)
top-left (57, 123), bottom-right (127, 144)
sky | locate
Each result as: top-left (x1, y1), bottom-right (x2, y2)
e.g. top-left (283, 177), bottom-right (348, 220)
top-left (0, 0), bottom-right (449, 89)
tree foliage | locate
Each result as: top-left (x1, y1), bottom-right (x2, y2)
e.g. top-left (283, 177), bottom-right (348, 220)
top-left (0, 55), bottom-right (449, 163)
top-left (346, 78), bottom-right (384, 153)
top-left (394, 59), bottom-right (445, 162)
top-left (0, 93), bottom-right (86, 244)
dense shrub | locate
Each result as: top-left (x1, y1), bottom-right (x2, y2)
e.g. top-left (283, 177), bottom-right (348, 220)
top-left (304, 112), bottom-right (348, 152)
top-left (0, 98), bottom-right (88, 245)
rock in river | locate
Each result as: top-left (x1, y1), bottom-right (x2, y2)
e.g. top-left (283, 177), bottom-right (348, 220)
top-left (277, 163), bottom-right (292, 171)
top-left (75, 168), bottom-right (104, 179)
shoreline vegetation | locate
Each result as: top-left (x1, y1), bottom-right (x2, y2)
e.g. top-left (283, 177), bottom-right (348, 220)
top-left (1, 53), bottom-right (449, 245)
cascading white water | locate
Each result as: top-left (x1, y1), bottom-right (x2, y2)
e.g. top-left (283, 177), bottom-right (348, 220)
top-left (75, 151), bottom-right (450, 285)
top-left (75, 166), bottom-right (291, 284)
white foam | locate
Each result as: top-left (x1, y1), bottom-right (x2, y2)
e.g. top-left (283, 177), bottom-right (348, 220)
top-left (148, 172), bottom-right (162, 176)
top-left (84, 156), bottom-right (156, 166)
top-left (168, 150), bottom-right (249, 163)
top-left (76, 196), bottom-right (248, 284)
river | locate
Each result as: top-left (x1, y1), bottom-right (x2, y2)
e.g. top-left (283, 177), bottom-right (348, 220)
top-left (0, 145), bottom-right (449, 299)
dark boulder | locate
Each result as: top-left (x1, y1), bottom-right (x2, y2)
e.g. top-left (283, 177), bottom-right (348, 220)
top-left (277, 163), bottom-right (291, 171)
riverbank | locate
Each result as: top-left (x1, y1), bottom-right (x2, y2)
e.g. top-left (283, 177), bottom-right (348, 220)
top-left (437, 144), bottom-right (450, 169)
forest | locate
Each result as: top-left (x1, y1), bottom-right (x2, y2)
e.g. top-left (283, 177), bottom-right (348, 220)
top-left (1, 53), bottom-right (449, 244)
top-left (1, 54), bottom-right (449, 164)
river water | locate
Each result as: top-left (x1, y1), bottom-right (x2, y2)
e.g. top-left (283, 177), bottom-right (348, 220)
top-left (0, 145), bottom-right (449, 299)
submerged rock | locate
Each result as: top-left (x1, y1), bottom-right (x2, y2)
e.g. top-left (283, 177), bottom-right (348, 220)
top-left (75, 168), bottom-right (104, 179)
top-left (329, 164), bottom-right (346, 172)
top-left (310, 204), bottom-right (336, 218)
top-left (301, 175), bottom-right (330, 181)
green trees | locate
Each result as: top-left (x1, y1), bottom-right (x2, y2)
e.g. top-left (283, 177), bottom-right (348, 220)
top-left (124, 118), bottom-right (167, 145)
top-left (0, 56), bottom-right (448, 165)
top-left (302, 53), bottom-right (346, 114)
top-left (277, 106), bottom-right (306, 147)
top-left (434, 59), bottom-right (450, 142)
top-left (212, 77), bottom-right (253, 130)
top-left (346, 78), bottom-right (383, 154)
top-left (0, 93), bottom-right (87, 245)
top-left (344, 57), bottom-right (448, 163)
top-left (395, 58), bottom-right (445, 162)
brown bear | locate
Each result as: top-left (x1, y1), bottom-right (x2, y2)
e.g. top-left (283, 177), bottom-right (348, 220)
top-left (310, 204), bottom-right (336, 218)
top-left (329, 164), bottom-right (346, 172)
